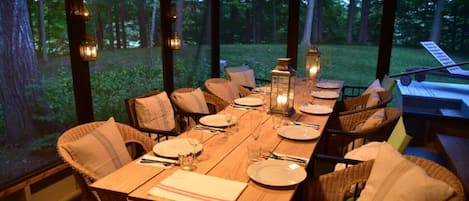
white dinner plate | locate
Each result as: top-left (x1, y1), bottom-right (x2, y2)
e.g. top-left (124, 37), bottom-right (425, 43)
top-left (311, 91), bottom-right (340, 99)
top-left (234, 97), bottom-right (264, 106)
top-left (247, 160), bottom-right (306, 187)
top-left (153, 139), bottom-right (203, 158)
top-left (299, 104), bottom-right (333, 115)
top-left (316, 81), bottom-right (341, 89)
top-left (277, 125), bottom-right (320, 140)
top-left (199, 114), bottom-right (237, 127)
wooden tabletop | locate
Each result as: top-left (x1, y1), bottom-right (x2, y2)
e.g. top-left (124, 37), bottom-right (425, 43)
top-left (90, 78), bottom-right (343, 201)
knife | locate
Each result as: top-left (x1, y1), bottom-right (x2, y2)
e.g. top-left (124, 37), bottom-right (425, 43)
top-left (140, 158), bottom-right (179, 166)
top-left (293, 121), bottom-right (320, 129)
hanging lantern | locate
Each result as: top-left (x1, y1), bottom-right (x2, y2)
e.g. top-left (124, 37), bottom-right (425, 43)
top-left (169, 32), bottom-right (181, 50)
top-left (270, 58), bottom-right (296, 116)
top-left (305, 47), bottom-right (320, 80)
top-left (79, 35), bottom-right (97, 61)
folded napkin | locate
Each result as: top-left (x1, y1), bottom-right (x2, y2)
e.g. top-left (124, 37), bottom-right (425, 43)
top-left (149, 170), bottom-right (247, 201)
top-left (137, 154), bottom-right (178, 169)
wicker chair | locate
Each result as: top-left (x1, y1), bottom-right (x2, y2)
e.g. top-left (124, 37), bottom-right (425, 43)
top-left (318, 107), bottom-right (402, 157)
top-left (224, 64), bottom-right (271, 89)
top-left (57, 121), bottom-right (155, 201)
top-left (204, 78), bottom-right (252, 105)
top-left (125, 90), bottom-right (182, 142)
top-left (170, 87), bottom-right (228, 124)
top-left (340, 74), bottom-right (396, 100)
top-left (299, 155), bottom-right (465, 201)
top-left (332, 91), bottom-right (393, 116)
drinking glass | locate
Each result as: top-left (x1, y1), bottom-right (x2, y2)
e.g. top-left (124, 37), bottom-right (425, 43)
top-left (186, 127), bottom-right (202, 162)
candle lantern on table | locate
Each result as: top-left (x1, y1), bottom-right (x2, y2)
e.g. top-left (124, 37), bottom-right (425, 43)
top-left (270, 58), bottom-right (296, 116)
top-left (305, 47), bottom-right (320, 80)
top-left (79, 35), bottom-right (97, 61)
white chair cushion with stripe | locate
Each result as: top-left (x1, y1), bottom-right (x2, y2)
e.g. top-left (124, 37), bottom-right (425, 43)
top-left (172, 88), bottom-right (210, 114)
top-left (228, 68), bottom-right (256, 88)
top-left (61, 117), bottom-right (132, 179)
top-left (357, 143), bottom-right (454, 201)
top-left (135, 91), bottom-right (176, 131)
top-left (206, 80), bottom-right (240, 103)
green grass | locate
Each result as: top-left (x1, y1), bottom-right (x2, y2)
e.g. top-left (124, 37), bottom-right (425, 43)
top-left (33, 44), bottom-right (469, 125)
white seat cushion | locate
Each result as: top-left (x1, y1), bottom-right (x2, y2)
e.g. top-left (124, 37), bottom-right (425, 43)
top-left (135, 91), bottom-right (176, 131)
top-left (61, 117), bottom-right (132, 179)
top-left (171, 88), bottom-right (210, 114)
top-left (357, 143), bottom-right (454, 201)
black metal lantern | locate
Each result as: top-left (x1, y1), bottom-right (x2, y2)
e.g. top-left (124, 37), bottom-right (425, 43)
top-left (305, 47), bottom-right (320, 80)
top-left (79, 35), bottom-right (97, 61)
top-left (270, 58), bottom-right (296, 116)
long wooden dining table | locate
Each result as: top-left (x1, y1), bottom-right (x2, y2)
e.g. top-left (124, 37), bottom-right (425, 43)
top-left (89, 78), bottom-right (343, 201)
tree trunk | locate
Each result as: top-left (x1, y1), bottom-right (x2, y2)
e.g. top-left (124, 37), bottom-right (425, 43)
top-left (299, 0), bottom-right (315, 47)
top-left (312, 0), bottom-right (322, 43)
top-left (272, 0), bottom-right (278, 43)
top-left (430, 0), bottom-right (445, 43)
top-left (107, 9), bottom-right (114, 49)
top-left (115, 8), bottom-right (121, 49)
top-left (96, 11), bottom-right (105, 50)
top-left (119, 3), bottom-right (127, 49)
top-left (37, 0), bottom-right (48, 61)
top-left (346, 0), bottom-right (356, 44)
top-left (137, 0), bottom-right (148, 48)
top-left (149, 0), bottom-right (157, 67)
top-left (0, 0), bottom-right (49, 144)
top-left (358, 0), bottom-right (370, 44)
top-left (176, 0), bottom-right (183, 41)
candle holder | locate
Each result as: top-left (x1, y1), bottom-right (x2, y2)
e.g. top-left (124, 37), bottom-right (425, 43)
top-left (305, 47), bottom-right (320, 81)
top-left (269, 58), bottom-right (296, 116)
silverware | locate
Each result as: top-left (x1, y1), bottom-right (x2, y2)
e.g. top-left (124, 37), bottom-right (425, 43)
top-left (269, 152), bottom-right (307, 163)
top-left (232, 104), bottom-right (257, 110)
top-left (293, 121), bottom-right (320, 129)
top-left (195, 125), bottom-right (225, 132)
top-left (140, 158), bottom-right (178, 166)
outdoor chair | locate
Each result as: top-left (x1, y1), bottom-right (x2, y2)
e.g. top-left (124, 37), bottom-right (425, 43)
top-left (57, 119), bottom-right (155, 201)
top-left (224, 64), bottom-right (271, 90)
top-left (204, 78), bottom-right (252, 105)
top-left (125, 90), bottom-right (183, 142)
top-left (341, 74), bottom-right (396, 100)
top-left (332, 91), bottom-right (393, 116)
top-left (318, 107), bottom-right (402, 157)
top-left (170, 87), bottom-right (228, 125)
top-left (299, 155), bottom-right (465, 201)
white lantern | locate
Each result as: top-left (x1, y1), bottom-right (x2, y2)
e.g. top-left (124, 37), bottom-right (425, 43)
top-left (270, 58), bottom-right (296, 116)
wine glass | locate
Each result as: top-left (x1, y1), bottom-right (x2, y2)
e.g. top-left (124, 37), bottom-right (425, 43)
top-left (185, 127), bottom-right (203, 161)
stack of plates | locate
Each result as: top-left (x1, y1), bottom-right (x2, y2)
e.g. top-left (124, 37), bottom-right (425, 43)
top-left (299, 104), bottom-right (332, 115)
top-left (234, 97), bottom-right (264, 107)
top-left (311, 91), bottom-right (339, 99)
top-left (247, 160), bottom-right (306, 187)
top-left (277, 125), bottom-right (320, 140)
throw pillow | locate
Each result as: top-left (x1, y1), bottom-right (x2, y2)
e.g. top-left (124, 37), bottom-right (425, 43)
top-left (135, 91), bottom-right (176, 131)
top-left (357, 143), bottom-right (455, 201)
top-left (335, 141), bottom-right (384, 171)
top-left (350, 109), bottom-right (386, 151)
top-left (362, 79), bottom-right (382, 95)
top-left (206, 80), bottom-right (240, 103)
top-left (61, 117), bottom-right (132, 179)
top-left (365, 91), bottom-right (383, 108)
top-left (171, 88), bottom-right (210, 114)
top-left (228, 69), bottom-right (256, 88)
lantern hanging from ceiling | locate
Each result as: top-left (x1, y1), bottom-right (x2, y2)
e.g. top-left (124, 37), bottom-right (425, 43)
top-left (270, 58), bottom-right (296, 116)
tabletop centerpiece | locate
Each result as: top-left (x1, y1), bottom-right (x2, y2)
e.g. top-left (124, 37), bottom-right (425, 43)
top-left (269, 58), bottom-right (296, 116)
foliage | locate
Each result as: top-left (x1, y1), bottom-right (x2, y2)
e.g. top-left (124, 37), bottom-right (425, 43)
top-left (28, 132), bottom-right (61, 151)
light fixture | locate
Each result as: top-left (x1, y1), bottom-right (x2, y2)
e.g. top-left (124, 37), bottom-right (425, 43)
top-left (169, 32), bottom-right (181, 50)
top-left (79, 35), bottom-right (97, 61)
top-left (305, 46), bottom-right (320, 80)
top-left (72, 0), bottom-right (92, 21)
top-left (270, 58), bottom-right (296, 116)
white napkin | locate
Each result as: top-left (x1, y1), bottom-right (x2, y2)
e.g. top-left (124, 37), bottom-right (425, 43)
top-left (137, 154), bottom-right (177, 169)
top-left (149, 170), bottom-right (247, 201)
